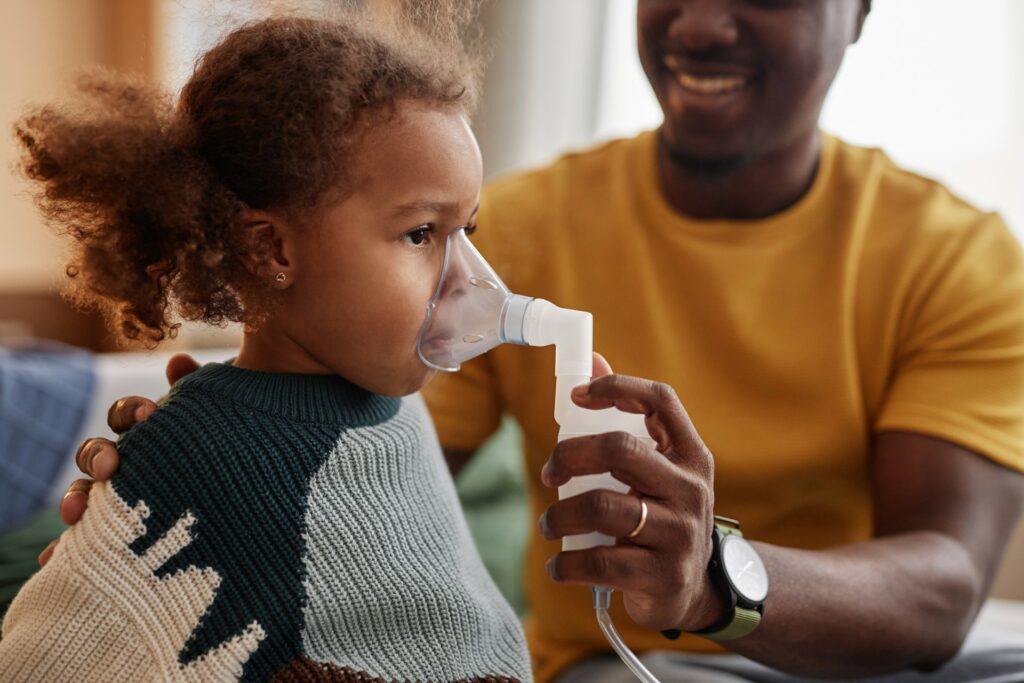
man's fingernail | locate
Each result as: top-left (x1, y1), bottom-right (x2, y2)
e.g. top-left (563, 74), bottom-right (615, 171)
top-left (546, 557), bottom-right (559, 581)
top-left (62, 490), bottom-right (80, 502)
top-left (572, 384), bottom-right (590, 398)
top-left (93, 450), bottom-right (113, 476)
top-left (538, 513), bottom-right (550, 538)
top-left (82, 442), bottom-right (99, 474)
top-left (134, 404), bottom-right (150, 421)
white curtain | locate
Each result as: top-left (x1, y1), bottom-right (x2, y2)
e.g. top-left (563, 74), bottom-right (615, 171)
top-left (474, 0), bottom-right (609, 180)
top-left (821, 0), bottom-right (1024, 238)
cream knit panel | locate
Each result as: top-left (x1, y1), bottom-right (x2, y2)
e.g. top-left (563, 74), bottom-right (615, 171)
top-left (0, 482), bottom-right (265, 681)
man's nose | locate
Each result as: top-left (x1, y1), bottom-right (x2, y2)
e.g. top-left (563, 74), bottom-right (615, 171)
top-left (666, 0), bottom-right (740, 53)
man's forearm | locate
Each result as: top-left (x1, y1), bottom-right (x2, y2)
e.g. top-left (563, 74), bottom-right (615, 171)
top-left (725, 532), bottom-right (981, 677)
top-left (443, 448), bottom-right (475, 478)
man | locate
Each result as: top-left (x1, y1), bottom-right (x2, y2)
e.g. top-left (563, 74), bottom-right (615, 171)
top-left (57, 1), bottom-right (1024, 681)
top-left (416, 0), bottom-right (1024, 679)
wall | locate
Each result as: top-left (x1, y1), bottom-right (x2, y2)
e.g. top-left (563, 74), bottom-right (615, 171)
top-left (0, 0), bottom-right (158, 349)
top-left (0, 1), bottom-right (104, 294)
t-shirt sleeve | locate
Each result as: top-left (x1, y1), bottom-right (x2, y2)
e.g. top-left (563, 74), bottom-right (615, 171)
top-left (421, 353), bottom-right (503, 453)
top-left (875, 213), bottom-right (1024, 472)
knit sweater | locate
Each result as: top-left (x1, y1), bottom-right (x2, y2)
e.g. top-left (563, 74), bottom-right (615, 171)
top-left (0, 363), bottom-right (532, 682)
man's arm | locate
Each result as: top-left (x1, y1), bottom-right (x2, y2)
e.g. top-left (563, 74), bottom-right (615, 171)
top-left (443, 448), bottom-right (477, 478)
top-left (541, 375), bottom-right (1024, 678)
top-left (724, 432), bottom-right (1023, 676)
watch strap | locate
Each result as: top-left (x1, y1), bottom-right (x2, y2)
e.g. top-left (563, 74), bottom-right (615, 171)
top-left (660, 516), bottom-right (765, 643)
top-left (693, 606), bottom-right (762, 641)
top-left (714, 515), bottom-right (742, 537)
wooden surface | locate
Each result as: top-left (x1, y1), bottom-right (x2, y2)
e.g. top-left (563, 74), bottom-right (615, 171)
top-left (0, 291), bottom-right (113, 352)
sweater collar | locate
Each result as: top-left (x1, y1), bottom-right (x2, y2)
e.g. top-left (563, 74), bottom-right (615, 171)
top-left (173, 361), bottom-right (401, 426)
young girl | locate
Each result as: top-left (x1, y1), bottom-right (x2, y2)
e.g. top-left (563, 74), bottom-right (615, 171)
top-left (0, 6), bottom-right (531, 682)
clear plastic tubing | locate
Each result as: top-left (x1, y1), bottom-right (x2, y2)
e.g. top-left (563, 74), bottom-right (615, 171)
top-left (593, 587), bottom-right (662, 683)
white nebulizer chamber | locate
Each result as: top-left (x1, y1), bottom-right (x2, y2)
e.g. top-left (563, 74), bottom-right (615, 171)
top-left (416, 227), bottom-right (661, 683)
top-left (521, 299), bottom-right (657, 552)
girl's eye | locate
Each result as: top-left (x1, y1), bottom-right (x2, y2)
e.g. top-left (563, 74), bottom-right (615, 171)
top-left (404, 225), bottom-right (433, 247)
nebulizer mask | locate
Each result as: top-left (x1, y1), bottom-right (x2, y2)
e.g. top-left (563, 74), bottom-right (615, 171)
top-left (417, 227), bottom-right (533, 371)
top-left (417, 228), bottom-right (662, 683)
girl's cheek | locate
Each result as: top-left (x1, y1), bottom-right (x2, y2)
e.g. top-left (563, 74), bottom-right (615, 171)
top-left (409, 262), bottom-right (441, 307)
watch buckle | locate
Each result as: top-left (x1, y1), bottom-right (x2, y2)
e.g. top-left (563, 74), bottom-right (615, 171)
top-left (713, 515), bottom-right (741, 531)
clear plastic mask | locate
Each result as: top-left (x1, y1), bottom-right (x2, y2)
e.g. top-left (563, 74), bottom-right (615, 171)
top-left (417, 228), bottom-right (530, 372)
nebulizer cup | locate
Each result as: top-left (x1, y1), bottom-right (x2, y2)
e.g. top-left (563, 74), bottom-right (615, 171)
top-left (417, 227), bottom-right (661, 683)
top-left (416, 227), bottom-right (532, 372)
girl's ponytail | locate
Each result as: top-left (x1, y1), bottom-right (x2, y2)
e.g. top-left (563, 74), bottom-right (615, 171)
top-left (16, 69), bottom-right (252, 345)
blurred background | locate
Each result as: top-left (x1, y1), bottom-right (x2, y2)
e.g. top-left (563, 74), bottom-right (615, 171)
top-left (1, 0), bottom-right (1022, 613)
top-left (2, 0), bottom-right (1023, 349)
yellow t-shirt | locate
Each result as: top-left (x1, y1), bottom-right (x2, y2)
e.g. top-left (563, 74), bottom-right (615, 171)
top-left (422, 130), bottom-right (1024, 682)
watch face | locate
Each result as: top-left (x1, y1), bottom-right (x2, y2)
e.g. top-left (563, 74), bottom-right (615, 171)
top-left (721, 536), bottom-right (768, 603)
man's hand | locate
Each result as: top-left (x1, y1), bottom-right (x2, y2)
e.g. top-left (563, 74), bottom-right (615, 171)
top-left (539, 354), bottom-right (727, 632)
top-left (38, 353), bottom-right (201, 566)
top-left (538, 362), bottom-right (1024, 675)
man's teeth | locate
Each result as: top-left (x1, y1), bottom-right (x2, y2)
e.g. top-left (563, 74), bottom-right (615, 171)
top-left (676, 72), bottom-right (747, 94)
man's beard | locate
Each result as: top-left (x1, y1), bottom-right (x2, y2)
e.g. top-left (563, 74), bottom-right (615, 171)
top-left (658, 128), bottom-right (753, 178)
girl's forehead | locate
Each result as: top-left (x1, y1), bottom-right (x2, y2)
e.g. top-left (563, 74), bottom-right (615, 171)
top-left (353, 104), bottom-right (482, 202)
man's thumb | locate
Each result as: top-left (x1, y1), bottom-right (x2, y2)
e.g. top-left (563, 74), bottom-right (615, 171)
top-left (592, 352), bottom-right (614, 378)
top-left (166, 353), bottom-right (201, 386)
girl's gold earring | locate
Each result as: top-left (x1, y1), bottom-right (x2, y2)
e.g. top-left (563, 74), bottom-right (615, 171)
top-left (276, 272), bottom-right (287, 283)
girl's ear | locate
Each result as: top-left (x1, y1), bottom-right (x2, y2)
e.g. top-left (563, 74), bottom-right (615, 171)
top-left (238, 209), bottom-right (295, 289)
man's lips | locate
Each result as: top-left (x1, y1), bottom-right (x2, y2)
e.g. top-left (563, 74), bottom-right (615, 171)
top-left (662, 54), bottom-right (759, 95)
top-left (676, 72), bottom-right (747, 95)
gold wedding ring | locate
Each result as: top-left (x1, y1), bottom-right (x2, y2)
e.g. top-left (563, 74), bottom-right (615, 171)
top-left (626, 497), bottom-right (648, 539)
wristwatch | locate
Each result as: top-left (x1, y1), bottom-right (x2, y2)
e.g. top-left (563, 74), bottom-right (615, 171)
top-left (662, 515), bottom-right (768, 642)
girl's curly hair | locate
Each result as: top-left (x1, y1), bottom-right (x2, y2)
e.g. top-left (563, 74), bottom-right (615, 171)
top-left (14, 2), bottom-right (483, 346)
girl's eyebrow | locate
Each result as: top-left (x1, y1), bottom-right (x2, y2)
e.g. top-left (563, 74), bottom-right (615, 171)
top-left (393, 201), bottom-right (480, 217)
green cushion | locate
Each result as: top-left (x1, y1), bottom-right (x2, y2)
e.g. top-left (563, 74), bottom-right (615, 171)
top-left (455, 417), bottom-right (529, 616)
top-left (0, 507), bottom-right (65, 624)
